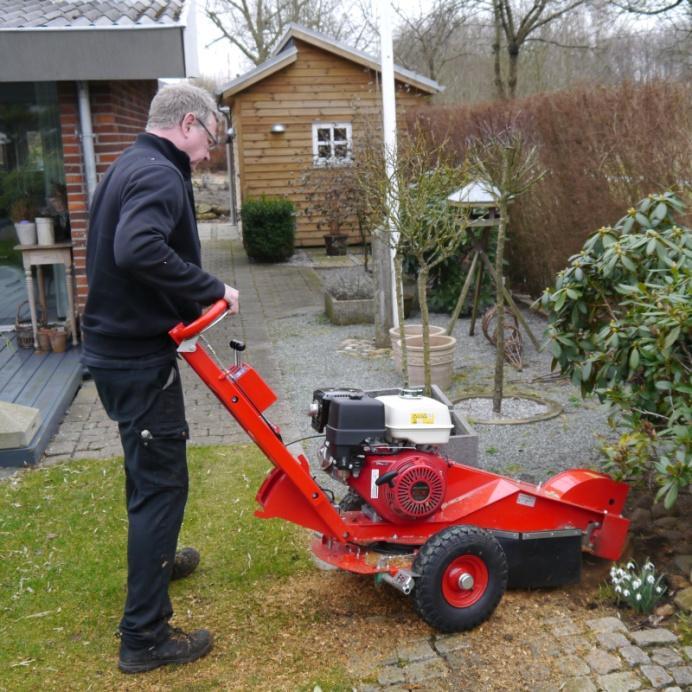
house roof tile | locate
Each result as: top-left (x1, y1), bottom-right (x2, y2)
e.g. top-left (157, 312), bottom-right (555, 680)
top-left (0, 0), bottom-right (186, 29)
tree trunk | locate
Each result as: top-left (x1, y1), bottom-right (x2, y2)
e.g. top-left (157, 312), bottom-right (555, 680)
top-left (507, 44), bottom-right (520, 100)
top-left (493, 153), bottom-right (511, 414)
top-left (394, 254), bottom-right (409, 386)
top-left (493, 0), bottom-right (507, 100)
top-left (417, 264), bottom-right (431, 396)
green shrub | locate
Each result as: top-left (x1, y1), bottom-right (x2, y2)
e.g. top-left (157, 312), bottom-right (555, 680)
top-left (241, 196), bottom-right (295, 262)
top-left (427, 229), bottom-right (498, 314)
top-left (542, 192), bottom-right (691, 508)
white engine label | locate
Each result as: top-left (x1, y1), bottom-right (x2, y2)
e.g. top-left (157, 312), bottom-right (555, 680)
top-left (517, 493), bottom-right (536, 508)
top-left (371, 469), bottom-right (380, 499)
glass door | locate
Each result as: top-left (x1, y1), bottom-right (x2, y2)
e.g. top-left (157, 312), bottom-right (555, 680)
top-left (0, 82), bottom-right (67, 326)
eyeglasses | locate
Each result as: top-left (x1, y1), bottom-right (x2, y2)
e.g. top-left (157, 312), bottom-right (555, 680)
top-left (195, 117), bottom-right (219, 151)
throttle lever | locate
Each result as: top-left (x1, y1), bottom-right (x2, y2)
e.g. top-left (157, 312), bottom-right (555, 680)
top-left (229, 339), bottom-right (246, 366)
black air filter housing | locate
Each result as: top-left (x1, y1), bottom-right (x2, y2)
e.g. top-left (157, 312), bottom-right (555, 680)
top-left (324, 393), bottom-right (386, 464)
top-left (310, 388), bottom-right (365, 432)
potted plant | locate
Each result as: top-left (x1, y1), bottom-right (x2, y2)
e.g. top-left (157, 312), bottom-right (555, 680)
top-left (300, 166), bottom-right (360, 256)
top-left (383, 134), bottom-right (469, 394)
top-left (10, 199), bottom-right (37, 245)
top-left (49, 325), bottom-right (68, 353)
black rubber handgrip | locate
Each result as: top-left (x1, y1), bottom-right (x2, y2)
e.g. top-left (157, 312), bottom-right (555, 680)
top-left (229, 339), bottom-right (246, 352)
top-left (375, 470), bottom-right (399, 487)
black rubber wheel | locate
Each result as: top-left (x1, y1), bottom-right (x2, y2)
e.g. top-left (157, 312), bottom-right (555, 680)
top-left (413, 525), bottom-right (508, 633)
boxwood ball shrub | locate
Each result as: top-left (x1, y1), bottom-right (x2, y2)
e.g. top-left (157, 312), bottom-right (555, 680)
top-left (242, 196), bottom-right (295, 262)
top-left (542, 192), bottom-right (691, 508)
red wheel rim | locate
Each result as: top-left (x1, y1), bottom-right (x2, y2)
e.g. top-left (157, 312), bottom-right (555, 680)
top-left (441, 554), bottom-right (489, 607)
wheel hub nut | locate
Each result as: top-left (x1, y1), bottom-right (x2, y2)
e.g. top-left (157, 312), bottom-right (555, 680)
top-left (458, 572), bottom-right (474, 590)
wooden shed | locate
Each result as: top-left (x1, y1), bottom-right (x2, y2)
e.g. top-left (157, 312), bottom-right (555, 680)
top-left (219, 24), bottom-right (443, 247)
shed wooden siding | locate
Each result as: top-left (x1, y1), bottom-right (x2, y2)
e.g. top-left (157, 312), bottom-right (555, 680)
top-left (229, 40), bottom-right (432, 246)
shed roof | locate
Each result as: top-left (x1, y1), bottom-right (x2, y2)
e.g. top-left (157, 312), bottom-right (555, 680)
top-left (0, 0), bottom-right (197, 81)
top-left (219, 23), bottom-right (443, 99)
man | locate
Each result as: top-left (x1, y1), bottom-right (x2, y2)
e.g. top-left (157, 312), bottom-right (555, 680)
top-left (82, 83), bottom-right (239, 674)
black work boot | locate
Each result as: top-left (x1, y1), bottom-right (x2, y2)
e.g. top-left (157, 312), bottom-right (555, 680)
top-left (118, 628), bottom-right (213, 673)
top-left (171, 547), bottom-right (200, 581)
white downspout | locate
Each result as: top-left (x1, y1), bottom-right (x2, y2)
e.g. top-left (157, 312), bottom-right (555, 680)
top-left (77, 81), bottom-right (97, 205)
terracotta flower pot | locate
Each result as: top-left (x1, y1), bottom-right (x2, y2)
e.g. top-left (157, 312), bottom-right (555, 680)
top-left (49, 328), bottom-right (68, 353)
top-left (404, 334), bottom-right (457, 390)
top-left (37, 327), bottom-right (52, 352)
top-left (390, 324), bottom-right (445, 371)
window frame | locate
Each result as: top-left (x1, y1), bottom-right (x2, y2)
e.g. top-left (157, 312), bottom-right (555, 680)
top-left (311, 122), bottom-right (353, 167)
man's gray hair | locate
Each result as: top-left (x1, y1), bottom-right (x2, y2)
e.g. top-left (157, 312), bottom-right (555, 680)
top-left (147, 83), bottom-right (218, 130)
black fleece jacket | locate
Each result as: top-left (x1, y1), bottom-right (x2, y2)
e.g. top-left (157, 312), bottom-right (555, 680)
top-left (82, 133), bottom-right (225, 359)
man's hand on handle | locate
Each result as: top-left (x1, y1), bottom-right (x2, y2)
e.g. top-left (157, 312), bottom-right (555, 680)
top-left (224, 284), bottom-right (240, 315)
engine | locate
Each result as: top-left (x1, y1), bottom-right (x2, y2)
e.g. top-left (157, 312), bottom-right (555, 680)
top-left (350, 451), bottom-right (448, 523)
top-left (309, 388), bottom-right (453, 523)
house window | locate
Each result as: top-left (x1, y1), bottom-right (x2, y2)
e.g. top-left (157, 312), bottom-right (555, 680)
top-left (312, 123), bottom-right (352, 166)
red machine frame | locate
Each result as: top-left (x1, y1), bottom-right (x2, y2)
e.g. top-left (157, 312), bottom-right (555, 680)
top-left (169, 300), bottom-right (629, 588)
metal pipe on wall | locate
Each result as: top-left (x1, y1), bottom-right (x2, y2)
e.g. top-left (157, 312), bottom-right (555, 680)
top-left (77, 81), bottom-right (98, 205)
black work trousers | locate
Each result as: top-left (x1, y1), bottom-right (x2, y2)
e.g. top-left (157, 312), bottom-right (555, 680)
top-left (90, 360), bottom-right (190, 650)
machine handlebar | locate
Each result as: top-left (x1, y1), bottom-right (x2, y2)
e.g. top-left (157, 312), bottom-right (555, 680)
top-left (169, 299), bottom-right (229, 343)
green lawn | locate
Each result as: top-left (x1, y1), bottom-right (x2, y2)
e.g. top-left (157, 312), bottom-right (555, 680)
top-left (0, 446), bottom-right (364, 691)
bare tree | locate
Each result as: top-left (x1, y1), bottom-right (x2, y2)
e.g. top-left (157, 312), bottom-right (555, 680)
top-left (392, 0), bottom-right (480, 82)
top-left (467, 128), bottom-right (545, 412)
top-left (491, 0), bottom-right (590, 99)
top-left (205, 0), bottom-right (373, 67)
top-left (609, 0), bottom-right (689, 15)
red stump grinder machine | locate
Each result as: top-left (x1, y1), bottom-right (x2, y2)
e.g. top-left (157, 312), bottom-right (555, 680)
top-left (170, 301), bottom-right (630, 632)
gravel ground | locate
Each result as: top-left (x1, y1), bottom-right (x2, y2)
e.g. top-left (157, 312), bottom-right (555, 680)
top-left (269, 300), bottom-right (615, 488)
top-left (454, 395), bottom-right (550, 420)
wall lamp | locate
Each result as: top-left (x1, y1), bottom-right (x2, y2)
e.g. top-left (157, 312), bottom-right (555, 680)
top-left (270, 123), bottom-right (286, 134)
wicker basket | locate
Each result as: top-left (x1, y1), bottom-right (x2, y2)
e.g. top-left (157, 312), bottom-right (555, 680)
top-left (14, 301), bottom-right (35, 349)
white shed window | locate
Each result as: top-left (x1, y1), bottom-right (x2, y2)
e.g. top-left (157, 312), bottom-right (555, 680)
top-left (312, 122), bottom-right (352, 166)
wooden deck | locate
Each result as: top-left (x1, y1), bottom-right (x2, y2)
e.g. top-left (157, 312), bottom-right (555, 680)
top-left (0, 332), bottom-right (83, 467)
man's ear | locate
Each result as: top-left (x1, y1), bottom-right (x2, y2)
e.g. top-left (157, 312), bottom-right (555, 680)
top-left (181, 112), bottom-right (196, 133)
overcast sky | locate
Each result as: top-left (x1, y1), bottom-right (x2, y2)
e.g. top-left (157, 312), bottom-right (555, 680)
top-left (194, 0), bottom-right (421, 84)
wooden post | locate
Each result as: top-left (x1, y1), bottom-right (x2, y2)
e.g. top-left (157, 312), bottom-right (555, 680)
top-left (469, 260), bottom-right (484, 337)
top-left (446, 251), bottom-right (478, 336)
top-left (372, 227), bottom-right (393, 347)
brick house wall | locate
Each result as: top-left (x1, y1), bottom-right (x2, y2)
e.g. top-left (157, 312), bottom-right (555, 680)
top-left (58, 80), bottom-right (157, 312)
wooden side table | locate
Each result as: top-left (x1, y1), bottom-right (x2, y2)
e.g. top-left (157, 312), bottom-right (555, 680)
top-left (14, 241), bottom-right (79, 350)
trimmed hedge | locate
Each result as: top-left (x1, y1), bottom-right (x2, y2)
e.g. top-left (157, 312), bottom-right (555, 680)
top-left (408, 81), bottom-right (691, 296)
top-left (241, 196), bottom-right (295, 262)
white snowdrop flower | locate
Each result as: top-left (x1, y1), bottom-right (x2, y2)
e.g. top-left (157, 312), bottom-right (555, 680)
top-left (618, 568), bottom-right (626, 577)
top-left (632, 579), bottom-right (641, 589)
top-left (623, 589), bottom-right (630, 597)
top-left (626, 561), bottom-right (635, 570)
top-left (644, 561), bottom-right (654, 571)
top-left (615, 586), bottom-right (622, 593)
top-left (647, 575), bottom-right (655, 584)
top-left (656, 586), bottom-right (663, 593)
top-left (636, 594), bottom-right (642, 601)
